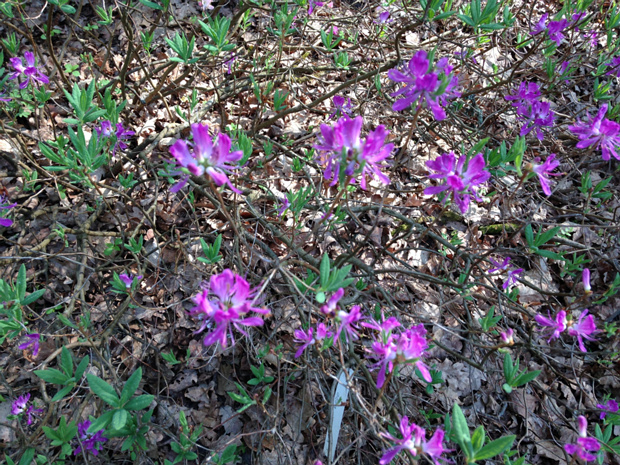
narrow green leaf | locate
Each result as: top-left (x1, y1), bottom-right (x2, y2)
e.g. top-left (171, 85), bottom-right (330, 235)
top-left (22, 288), bottom-right (45, 306)
top-left (320, 254), bottom-right (330, 288)
top-left (524, 224), bottom-right (534, 246)
top-left (112, 409), bottom-right (128, 430)
top-left (474, 435), bottom-right (516, 460)
top-left (452, 403), bottom-right (471, 445)
top-left (120, 367), bottom-right (142, 405)
top-left (51, 385), bottom-right (75, 402)
top-left (124, 394), bottom-right (154, 411)
top-left (513, 370), bottom-right (541, 387)
top-left (471, 425), bottom-right (486, 451)
top-left (75, 356), bottom-right (89, 380)
top-left (87, 374), bottom-right (120, 407)
top-left (18, 448), bottom-right (35, 465)
top-left (60, 346), bottom-right (73, 377)
top-left (34, 368), bottom-right (70, 385)
top-left (16, 264), bottom-right (26, 302)
top-left (87, 410), bottom-right (114, 433)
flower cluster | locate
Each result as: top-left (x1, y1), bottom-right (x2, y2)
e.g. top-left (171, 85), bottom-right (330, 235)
top-left (329, 95), bottom-right (353, 120)
top-left (424, 152), bottom-right (490, 214)
top-left (568, 104), bottom-right (620, 161)
top-left (531, 13), bottom-right (569, 46)
top-left (170, 122), bottom-right (243, 193)
top-left (379, 415), bottom-right (448, 465)
top-left (74, 420), bottom-right (108, 456)
top-left (11, 393), bottom-right (43, 425)
top-left (535, 309), bottom-right (598, 352)
top-left (119, 273), bottom-right (143, 289)
top-left (188, 269), bottom-right (269, 348)
top-left (526, 154), bottom-right (561, 196)
top-left (388, 50), bottom-right (460, 120)
top-left (314, 115), bottom-right (394, 190)
top-left (504, 82), bottom-right (555, 140)
top-left (564, 416), bottom-right (600, 462)
top-left (18, 333), bottom-right (41, 357)
top-left (0, 193), bottom-right (17, 227)
top-left (96, 120), bottom-right (135, 157)
top-left (488, 257), bottom-right (523, 290)
top-left (364, 315), bottom-right (433, 388)
top-left (597, 399), bottom-right (619, 420)
top-left (9, 52), bottom-right (49, 89)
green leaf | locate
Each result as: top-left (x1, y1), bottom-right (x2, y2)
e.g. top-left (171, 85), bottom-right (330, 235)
top-left (112, 409), bottom-right (128, 430)
top-left (60, 346), bottom-right (73, 377)
top-left (75, 356), bottom-right (89, 380)
top-left (524, 224), bottom-right (534, 246)
top-left (18, 448), bottom-right (35, 465)
top-left (535, 249), bottom-right (564, 260)
top-left (319, 254), bottom-right (330, 288)
top-left (120, 367), bottom-right (142, 405)
top-left (34, 368), bottom-right (70, 385)
top-left (452, 403), bottom-right (471, 446)
top-left (87, 410), bottom-right (114, 433)
top-left (51, 385), bottom-right (75, 402)
top-left (16, 264), bottom-right (26, 302)
top-left (474, 435), bottom-right (516, 460)
top-left (87, 374), bottom-right (120, 407)
top-left (124, 394), bottom-right (154, 411)
top-left (22, 288), bottom-right (45, 306)
top-left (502, 383), bottom-right (513, 393)
top-left (535, 226), bottom-right (560, 247)
top-left (513, 370), bottom-right (541, 387)
top-left (471, 425), bottom-right (486, 451)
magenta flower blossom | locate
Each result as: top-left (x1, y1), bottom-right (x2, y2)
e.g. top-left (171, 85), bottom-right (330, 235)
top-left (293, 323), bottom-right (332, 358)
top-left (96, 121), bottom-right (135, 157)
top-left (567, 310), bottom-right (598, 353)
top-left (11, 393), bottom-right (30, 415)
top-left (531, 14), bottom-right (569, 45)
top-left (379, 416), bottom-right (448, 465)
top-left (320, 288), bottom-right (344, 317)
top-left (564, 416), bottom-right (601, 462)
top-left (329, 95), bottom-right (353, 120)
top-left (74, 420), bottom-right (108, 456)
top-left (375, 7), bottom-right (392, 24)
top-left (24, 404), bottom-right (44, 425)
top-left (535, 310), bottom-right (567, 343)
top-left (188, 269), bottom-right (269, 348)
top-left (0, 193), bottom-right (17, 227)
top-left (314, 115), bottom-right (394, 190)
top-left (488, 257), bottom-right (511, 273)
top-left (334, 304), bottom-right (363, 342)
top-left (169, 123), bottom-right (243, 193)
top-left (597, 399), bottom-right (619, 420)
top-left (119, 273), bottom-right (142, 288)
top-left (582, 268), bottom-right (591, 294)
top-left (9, 52), bottom-right (49, 89)
top-left (18, 333), bottom-right (41, 357)
top-left (605, 56), bottom-right (620, 77)
top-left (224, 52), bottom-right (236, 75)
top-left (388, 50), bottom-right (460, 120)
top-left (488, 256), bottom-right (523, 289)
top-left (504, 81), bottom-right (542, 115)
top-left (277, 196), bottom-right (290, 217)
top-left (519, 100), bottom-right (555, 140)
top-left (424, 152), bottom-right (490, 213)
top-left (500, 328), bottom-right (514, 345)
top-left (529, 154), bottom-right (561, 195)
top-left (568, 104), bottom-right (620, 161)
top-left (396, 325), bottom-right (433, 382)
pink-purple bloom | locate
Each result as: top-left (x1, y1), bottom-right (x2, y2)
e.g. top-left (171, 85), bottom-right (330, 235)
top-left (188, 269), bottom-right (269, 348)
top-left (329, 95), bottom-right (353, 120)
top-left (169, 123), bottom-right (243, 193)
top-left (530, 154), bottom-right (561, 196)
top-left (308, 0), bottom-right (332, 15)
top-left (488, 257), bottom-right (523, 289)
top-left (582, 268), bottom-right (591, 294)
top-left (96, 121), bottom-right (135, 157)
top-left (564, 416), bottom-right (601, 462)
top-left (535, 310), bottom-right (567, 343)
top-left (605, 56), bottom-right (620, 77)
top-left (568, 104), bottom-right (620, 161)
top-left (0, 193), bottom-right (17, 227)
top-left (18, 333), bottom-right (41, 357)
top-left (531, 14), bottom-right (569, 46)
top-left (314, 115), bottom-right (394, 190)
top-left (424, 152), bottom-right (490, 213)
top-left (597, 399), bottom-right (619, 420)
top-left (11, 393), bottom-right (30, 415)
top-left (277, 196), bottom-right (290, 216)
top-left (500, 328), bottom-right (514, 345)
top-left (334, 304), bottom-right (363, 342)
top-left (293, 323), bottom-right (332, 358)
top-left (74, 420), bottom-right (108, 456)
top-left (505, 82), bottom-right (554, 140)
top-left (119, 273), bottom-right (142, 288)
top-left (567, 310), bottom-right (598, 353)
top-left (388, 50), bottom-right (460, 120)
top-left (379, 416), bottom-right (448, 465)
top-left (9, 52), bottom-right (49, 89)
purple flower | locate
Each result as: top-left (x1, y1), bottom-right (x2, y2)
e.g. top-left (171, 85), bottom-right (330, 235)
top-left (529, 154), bottom-right (561, 196)
top-left (0, 193), bottom-right (17, 227)
top-left (314, 115), bottom-right (394, 190)
top-left (320, 288), bottom-right (344, 317)
top-left (379, 416), bottom-right (448, 465)
top-left (375, 7), bottom-right (392, 24)
top-left (568, 104), bottom-right (620, 161)
top-left (530, 14), bottom-right (568, 45)
top-left (504, 268), bottom-right (523, 289)
top-left (367, 337), bottom-right (398, 388)
top-left (582, 268), bottom-right (591, 294)
top-left (96, 121), bottom-right (134, 157)
top-left (531, 14), bottom-right (549, 36)
top-left (388, 50), bottom-right (460, 120)
top-left (188, 269), bottom-right (269, 348)
top-left (9, 52), bottom-right (49, 89)
top-left (500, 328), bottom-right (514, 345)
top-left (567, 310), bottom-right (597, 352)
top-left (169, 123), bottom-right (243, 193)
top-left (329, 95), bottom-right (353, 120)
top-left (119, 273), bottom-right (142, 288)
top-left (11, 393), bottom-right (30, 415)
top-left (597, 399), bottom-right (619, 420)
top-left (396, 325), bottom-right (433, 382)
top-left (535, 310), bottom-right (567, 342)
top-left (277, 196), bottom-right (290, 216)
top-left (293, 323), bottom-right (332, 358)
top-left (199, 0), bottom-right (214, 11)
top-left (224, 52), bottom-right (236, 75)
top-left (74, 420), bottom-right (108, 456)
top-left (334, 304), bottom-right (363, 342)
top-left (505, 82), bottom-right (542, 115)
top-left (308, 0), bottom-right (332, 15)
top-left (424, 152), bottom-right (490, 213)
top-left (583, 30), bottom-right (598, 47)
top-left (24, 404), bottom-right (44, 425)
top-left (605, 56), bottom-right (620, 77)
top-left (18, 333), bottom-right (41, 357)
top-left (564, 416), bottom-right (600, 462)
top-left (488, 257), bottom-right (511, 273)
top-left (519, 100), bottom-right (555, 140)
